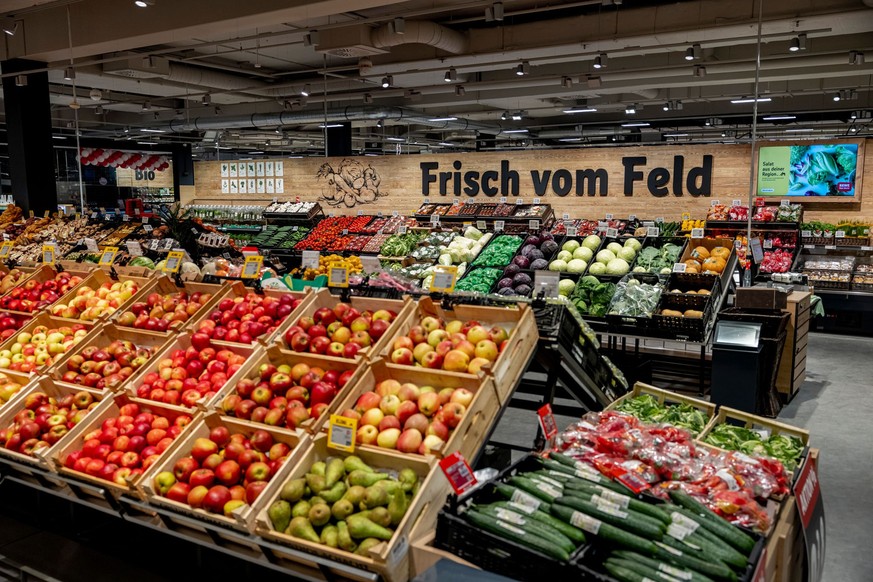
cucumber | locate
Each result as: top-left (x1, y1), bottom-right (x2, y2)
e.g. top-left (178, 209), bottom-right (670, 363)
top-left (682, 532), bottom-right (747, 570)
top-left (539, 458), bottom-right (631, 495)
top-left (492, 501), bottom-right (586, 544)
top-left (605, 561), bottom-right (659, 582)
top-left (607, 557), bottom-right (686, 582)
top-left (494, 483), bottom-right (550, 513)
top-left (563, 480), bottom-right (672, 524)
top-left (549, 504), bottom-right (658, 556)
top-left (507, 476), bottom-right (562, 503)
top-left (668, 491), bottom-right (756, 553)
top-left (613, 550), bottom-right (717, 582)
top-left (524, 472), bottom-right (566, 491)
top-left (555, 496), bottom-right (665, 539)
top-left (653, 539), bottom-right (736, 581)
top-left (474, 504), bottom-right (575, 554)
top-left (464, 509), bottom-right (570, 561)
top-left (562, 489), bottom-right (669, 533)
top-left (530, 470), bottom-right (572, 483)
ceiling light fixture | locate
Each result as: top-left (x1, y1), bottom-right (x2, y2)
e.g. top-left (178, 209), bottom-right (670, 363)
top-left (561, 76), bottom-right (572, 89)
top-left (363, 93), bottom-right (373, 104)
top-left (141, 101), bottom-right (151, 111)
top-left (788, 33), bottom-right (807, 52)
top-left (137, 141), bottom-right (158, 145)
top-left (684, 47), bottom-right (695, 61)
top-left (376, 119), bottom-right (384, 128)
top-left (563, 107), bottom-right (597, 113)
top-left (386, 137), bottom-right (405, 142)
top-left (664, 133), bottom-right (689, 138)
top-left (694, 65), bottom-right (706, 77)
top-left (662, 103), bottom-right (670, 111)
top-left (511, 111), bottom-right (523, 121)
top-left (140, 128), bottom-right (166, 133)
top-left (485, 2), bottom-right (504, 21)
top-left (785, 128), bottom-right (813, 132)
top-left (501, 111), bottom-right (508, 120)
top-left (731, 97), bottom-right (772, 104)
top-left (833, 92), bottom-right (841, 102)
top-left (303, 30), bottom-right (319, 46)
top-left (202, 94), bottom-right (211, 105)
top-left (516, 61), bottom-right (529, 76)
top-left (625, 104), bottom-right (637, 114)
top-left (301, 84), bottom-right (310, 97)
top-left (428, 116), bottom-right (458, 122)
top-left (849, 50), bottom-right (865, 65)
top-left (503, 129), bottom-right (529, 134)
top-left (391, 17), bottom-right (405, 35)
top-left (445, 67), bottom-right (457, 82)
top-left (1, 17), bottom-right (18, 36)
top-left (134, 0), bottom-right (154, 7)
top-left (621, 122), bottom-right (650, 127)
top-left (593, 53), bottom-right (607, 69)
top-left (14, 75), bottom-right (26, 87)
top-left (319, 124), bottom-right (344, 129)
top-left (381, 75), bottom-right (392, 88)
top-left (559, 137), bottom-right (583, 142)
top-left (455, 85), bottom-right (465, 96)
top-left (763, 115), bottom-right (796, 121)
top-left (95, 105), bottom-right (104, 115)
top-left (63, 67), bottom-right (75, 81)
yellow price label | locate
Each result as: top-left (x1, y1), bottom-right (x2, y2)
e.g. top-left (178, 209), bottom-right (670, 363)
top-left (99, 246), bottom-right (119, 266)
top-left (430, 265), bottom-right (458, 293)
top-left (682, 212), bottom-right (691, 221)
top-left (75, 213), bottom-right (81, 220)
top-left (328, 262), bottom-right (349, 288)
top-left (28, 210), bottom-right (34, 218)
top-left (163, 251), bottom-right (185, 273)
top-left (43, 210), bottom-right (49, 218)
top-left (241, 255), bottom-right (263, 279)
top-left (328, 414), bottom-right (357, 452)
top-left (0, 242), bottom-right (12, 259)
top-left (41, 245), bottom-right (56, 265)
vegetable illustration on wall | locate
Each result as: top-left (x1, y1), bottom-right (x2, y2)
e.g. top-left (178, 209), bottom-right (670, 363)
top-left (317, 159), bottom-right (387, 207)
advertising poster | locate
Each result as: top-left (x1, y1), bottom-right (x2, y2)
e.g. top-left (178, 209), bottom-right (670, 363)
top-left (758, 143), bottom-right (859, 197)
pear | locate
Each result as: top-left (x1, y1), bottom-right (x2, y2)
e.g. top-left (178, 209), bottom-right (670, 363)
top-left (291, 500), bottom-right (312, 519)
top-left (332, 498), bottom-right (355, 521)
top-left (361, 484), bottom-right (389, 509)
top-left (343, 455), bottom-right (372, 474)
top-left (348, 470), bottom-right (387, 487)
top-left (347, 514), bottom-right (394, 540)
top-left (305, 473), bottom-right (327, 494)
top-left (309, 496), bottom-right (326, 506)
top-left (279, 478), bottom-right (307, 503)
top-left (375, 479), bottom-right (400, 494)
top-left (309, 503), bottom-right (331, 527)
top-left (267, 500), bottom-right (291, 533)
top-left (387, 487), bottom-right (409, 526)
top-left (288, 516), bottom-right (320, 544)
top-left (355, 538), bottom-right (382, 556)
top-left (324, 458), bottom-right (344, 488)
top-left (310, 461), bottom-right (326, 476)
top-left (337, 520), bottom-right (357, 552)
top-left (398, 468), bottom-right (418, 492)
top-left (366, 506), bottom-right (392, 528)
top-left (343, 485), bottom-right (366, 506)
top-left (320, 524), bottom-right (338, 548)
top-left (320, 481), bottom-right (347, 503)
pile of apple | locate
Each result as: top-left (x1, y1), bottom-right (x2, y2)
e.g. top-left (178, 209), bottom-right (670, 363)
top-left (152, 426), bottom-right (293, 516)
top-left (195, 292), bottom-right (302, 344)
top-left (340, 379), bottom-right (472, 455)
top-left (389, 317), bottom-right (508, 375)
top-left (59, 340), bottom-right (155, 390)
top-left (0, 389), bottom-right (101, 455)
top-left (0, 373), bottom-right (26, 408)
top-left (0, 324), bottom-right (91, 374)
top-left (0, 313), bottom-right (30, 341)
top-left (0, 272), bottom-right (83, 313)
top-left (50, 280), bottom-right (139, 322)
top-left (116, 289), bottom-right (214, 333)
top-left (220, 361), bottom-right (356, 430)
top-left (282, 303), bottom-right (398, 360)
top-left (133, 335), bottom-right (246, 408)
top-left (61, 402), bottom-right (194, 486)
top-left (0, 268), bottom-right (27, 294)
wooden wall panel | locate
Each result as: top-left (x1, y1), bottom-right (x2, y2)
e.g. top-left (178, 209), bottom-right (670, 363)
top-left (116, 166), bottom-right (174, 188)
top-left (192, 141), bottom-right (872, 222)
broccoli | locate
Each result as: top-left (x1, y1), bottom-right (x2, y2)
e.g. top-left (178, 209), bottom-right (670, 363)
top-left (835, 147), bottom-right (856, 175)
top-left (790, 145), bottom-right (809, 166)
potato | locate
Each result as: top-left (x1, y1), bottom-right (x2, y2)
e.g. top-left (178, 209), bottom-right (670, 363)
top-left (686, 290), bottom-right (697, 294)
top-left (697, 289), bottom-right (711, 295)
top-left (662, 309), bottom-right (684, 317)
top-left (684, 309), bottom-right (704, 318)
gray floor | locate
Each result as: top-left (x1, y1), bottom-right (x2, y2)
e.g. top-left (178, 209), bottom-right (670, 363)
top-left (490, 331), bottom-right (871, 582)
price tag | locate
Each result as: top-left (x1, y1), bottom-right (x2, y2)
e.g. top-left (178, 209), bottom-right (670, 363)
top-left (452, 198), bottom-right (459, 205)
top-left (647, 227), bottom-right (660, 237)
top-left (537, 404), bottom-right (558, 440)
top-left (143, 224), bottom-right (153, 233)
top-left (825, 245), bottom-right (837, 250)
top-left (529, 220), bottom-right (540, 231)
top-left (357, 209), bottom-right (364, 216)
top-left (123, 215), bottom-right (130, 222)
top-left (134, 208), bottom-right (141, 216)
top-left (655, 217), bottom-right (664, 223)
top-left (142, 217), bottom-right (149, 224)
top-left (750, 238), bottom-right (764, 263)
top-left (377, 211), bottom-right (383, 218)
top-left (397, 225), bottom-right (408, 235)
top-left (91, 212), bottom-right (98, 219)
top-left (835, 230), bottom-right (846, 238)
top-left (163, 250), bottom-right (184, 273)
top-left (301, 250), bottom-right (320, 270)
top-left (476, 220), bottom-right (486, 230)
top-left (392, 210), bottom-right (399, 217)
top-left (629, 215), bottom-right (637, 221)
top-left (499, 197), bottom-right (507, 203)
top-left (430, 214), bottom-right (440, 225)
top-left (567, 226), bottom-right (578, 237)
top-left (43, 210), bottom-right (50, 218)
top-left (28, 210), bottom-right (34, 218)
top-left (438, 451), bottom-right (477, 495)
top-left (430, 265), bottom-right (458, 293)
top-left (711, 200), bottom-right (721, 206)
top-left (801, 230), bottom-right (812, 237)
top-left (534, 270), bottom-right (560, 298)
top-left (780, 199), bottom-right (791, 207)
top-left (606, 228), bottom-right (618, 238)
top-left (691, 228), bottom-right (705, 238)
top-left (99, 207), bottom-right (106, 214)
top-left (681, 212), bottom-right (691, 220)
top-left (562, 213), bottom-right (570, 220)
top-left (643, 221), bottom-right (655, 227)
top-left (328, 263), bottom-right (349, 288)
top-left (98, 246), bottom-right (118, 266)
top-left (126, 241), bottom-right (143, 257)
top-left (598, 221), bottom-right (608, 228)
top-left (361, 255), bottom-right (382, 273)
top-left (0, 242), bottom-right (12, 259)
top-left (533, 198), bottom-right (541, 204)
top-left (41, 244), bottom-right (56, 265)
top-left (672, 262), bottom-right (687, 272)
top-left (84, 238), bottom-right (99, 253)
top-left (732, 199), bottom-right (742, 207)
top-left (342, 229), bottom-right (349, 236)
top-left (763, 239), bottom-right (773, 249)
top-left (605, 213), bottom-right (614, 220)
top-left (515, 198), bottom-right (523, 205)
top-left (862, 246), bottom-right (873, 252)
top-left (494, 220), bottom-right (505, 231)
top-left (241, 255), bottom-right (263, 278)
top-left (423, 198), bottom-right (430, 204)
top-left (327, 415), bottom-right (357, 452)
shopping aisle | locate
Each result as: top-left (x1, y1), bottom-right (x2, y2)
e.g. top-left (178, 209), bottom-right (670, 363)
top-left (777, 332), bottom-right (873, 582)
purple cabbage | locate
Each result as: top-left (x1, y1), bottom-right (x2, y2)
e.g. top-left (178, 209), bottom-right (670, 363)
top-left (520, 244), bottom-right (538, 258)
top-left (503, 264), bottom-right (521, 277)
top-left (515, 284), bottom-right (533, 296)
top-left (540, 231), bottom-right (554, 241)
top-left (525, 235), bottom-right (541, 247)
top-left (497, 287), bottom-right (516, 296)
top-left (512, 255), bottom-right (530, 269)
top-left (513, 272), bottom-right (533, 287)
top-left (528, 249), bottom-right (544, 261)
top-left (530, 258), bottom-right (549, 270)
top-left (497, 277), bottom-right (514, 289)
top-left (540, 240), bottom-right (558, 256)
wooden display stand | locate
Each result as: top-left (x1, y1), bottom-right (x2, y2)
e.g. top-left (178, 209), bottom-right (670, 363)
top-left (776, 291), bottom-right (811, 400)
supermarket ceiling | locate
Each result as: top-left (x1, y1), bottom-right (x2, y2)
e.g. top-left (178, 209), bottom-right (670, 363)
top-left (0, 0), bottom-right (871, 157)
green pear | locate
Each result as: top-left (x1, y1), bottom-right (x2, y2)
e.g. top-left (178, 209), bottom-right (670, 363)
top-left (320, 481), bottom-right (347, 503)
top-left (355, 538), bottom-right (383, 556)
top-left (288, 517), bottom-right (320, 543)
top-left (310, 461), bottom-right (326, 476)
top-left (375, 479), bottom-right (401, 494)
top-left (366, 506), bottom-right (392, 528)
top-left (324, 458), bottom-right (345, 488)
top-left (320, 524), bottom-right (338, 548)
top-left (305, 473), bottom-right (326, 494)
top-left (348, 470), bottom-right (387, 487)
top-left (343, 455), bottom-right (372, 474)
top-left (398, 468), bottom-right (418, 492)
top-left (343, 485), bottom-right (366, 505)
top-left (309, 503), bottom-right (331, 527)
top-left (387, 487), bottom-right (409, 526)
top-left (279, 478), bottom-right (307, 503)
top-left (361, 484), bottom-right (390, 509)
top-left (267, 500), bottom-right (291, 533)
top-left (291, 500), bottom-right (312, 519)
top-left (332, 498), bottom-right (355, 521)
top-left (347, 514), bottom-right (394, 540)
top-left (337, 520), bottom-right (357, 552)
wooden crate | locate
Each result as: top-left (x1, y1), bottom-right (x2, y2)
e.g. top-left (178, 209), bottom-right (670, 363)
top-left (46, 268), bottom-right (154, 326)
top-left (409, 531), bottom-right (478, 579)
top-left (44, 323), bottom-right (174, 393)
top-left (0, 375), bottom-right (106, 473)
top-left (272, 288), bottom-right (414, 363)
top-left (331, 357), bottom-right (500, 462)
top-left (209, 344), bottom-right (366, 434)
top-left (0, 265), bottom-right (85, 317)
top-left (123, 331), bottom-right (258, 411)
top-left (50, 392), bottom-right (200, 501)
top-left (0, 266), bottom-right (42, 300)
top-left (700, 406), bottom-right (810, 446)
top-left (184, 280), bottom-right (314, 347)
top-left (0, 313), bottom-right (95, 378)
top-left (105, 275), bottom-right (229, 336)
top-left (606, 381), bottom-right (716, 436)
top-left (252, 433), bottom-right (442, 582)
top-left (378, 297), bottom-right (537, 403)
top-left (139, 412), bottom-right (309, 535)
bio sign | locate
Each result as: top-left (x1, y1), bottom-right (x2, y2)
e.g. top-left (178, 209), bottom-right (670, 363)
top-left (420, 155), bottom-right (714, 198)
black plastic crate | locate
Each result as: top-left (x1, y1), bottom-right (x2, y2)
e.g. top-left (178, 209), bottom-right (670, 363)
top-left (605, 273), bottom-right (664, 334)
top-left (652, 294), bottom-right (713, 342)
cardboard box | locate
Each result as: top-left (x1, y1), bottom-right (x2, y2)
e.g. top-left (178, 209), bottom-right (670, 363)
top-left (735, 287), bottom-right (788, 310)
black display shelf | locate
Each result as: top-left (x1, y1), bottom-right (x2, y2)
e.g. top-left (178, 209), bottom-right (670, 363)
top-left (705, 220), bottom-right (800, 231)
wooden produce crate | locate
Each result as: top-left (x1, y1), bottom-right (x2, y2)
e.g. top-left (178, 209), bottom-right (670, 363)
top-left (124, 332), bottom-right (258, 411)
top-left (379, 297), bottom-right (537, 403)
top-left (0, 375), bottom-right (106, 474)
top-left (0, 265), bottom-right (84, 317)
top-left (252, 433), bottom-right (442, 582)
top-left (139, 412), bottom-right (309, 536)
top-left (46, 268), bottom-right (154, 326)
top-left (51, 392), bottom-right (200, 501)
top-left (0, 266), bottom-right (42, 300)
top-left (210, 344), bottom-right (366, 434)
top-left (106, 275), bottom-right (228, 336)
top-left (44, 323), bottom-right (173, 393)
top-left (606, 381), bottom-right (715, 436)
top-left (273, 288), bottom-right (413, 363)
top-left (331, 358), bottom-right (499, 462)
top-left (184, 280), bottom-right (313, 347)
top-left (0, 313), bottom-right (96, 379)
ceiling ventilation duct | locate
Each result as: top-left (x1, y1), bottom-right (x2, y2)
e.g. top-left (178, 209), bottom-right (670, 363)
top-left (103, 52), bottom-right (171, 79)
top-left (316, 21), bottom-right (467, 59)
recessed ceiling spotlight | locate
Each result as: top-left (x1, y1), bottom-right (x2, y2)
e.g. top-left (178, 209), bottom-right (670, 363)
top-left (202, 94), bottom-right (211, 105)
top-left (63, 67), bottom-right (75, 81)
top-left (516, 60), bottom-right (529, 76)
top-left (134, 0), bottom-right (155, 6)
top-left (593, 53), bottom-right (607, 69)
top-left (511, 112), bottom-right (523, 121)
top-left (501, 111), bottom-right (508, 120)
top-left (485, 2), bottom-right (504, 21)
top-left (561, 76), bottom-right (572, 89)
top-left (662, 103), bottom-right (670, 111)
top-left (455, 85), bottom-right (465, 96)
top-left (142, 100), bottom-right (151, 111)
top-left (376, 118), bottom-right (384, 128)
top-left (381, 75), bottom-right (393, 88)
top-left (1, 17), bottom-right (18, 36)
top-left (363, 93), bottom-right (373, 104)
top-left (694, 65), bottom-right (706, 77)
top-left (625, 104), bottom-right (637, 114)
top-left (444, 67), bottom-right (457, 82)
top-left (301, 84), bottom-right (310, 97)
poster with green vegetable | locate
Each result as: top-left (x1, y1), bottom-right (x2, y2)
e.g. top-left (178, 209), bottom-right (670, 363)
top-left (757, 143), bottom-right (859, 197)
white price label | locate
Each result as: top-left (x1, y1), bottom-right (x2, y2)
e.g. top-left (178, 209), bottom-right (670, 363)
top-left (567, 227), bottom-right (578, 237)
top-left (476, 220), bottom-right (486, 230)
top-left (835, 230), bottom-right (846, 238)
top-left (598, 221), bottom-right (608, 228)
top-left (605, 213), bottom-right (614, 220)
top-left (515, 198), bottom-right (524, 205)
top-left (342, 229), bottom-right (349, 236)
top-left (862, 246), bottom-right (873, 252)
top-left (562, 213), bottom-right (570, 220)
top-left (711, 200), bottom-right (721, 206)
top-left (84, 238), bottom-right (99, 253)
top-left (780, 199), bottom-right (791, 207)
top-left (628, 214), bottom-right (637, 221)
top-left (750, 238), bottom-right (764, 263)
top-left (732, 199), bottom-right (742, 206)
top-left (673, 262), bottom-right (687, 273)
top-left (494, 220), bottom-right (505, 231)
top-left (533, 198), bottom-right (541, 204)
top-left (801, 230), bottom-right (812, 237)
top-left (529, 220), bottom-right (540, 231)
top-left (655, 217), bottom-right (665, 223)
top-left (357, 209), bottom-right (363, 216)
top-left (606, 228), bottom-right (618, 238)
top-left (123, 215), bottom-right (130, 222)
top-left (453, 198), bottom-right (459, 205)
top-left (143, 224), bottom-right (153, 232)
top-left (91, 212), bottom-right (98, 219)
top-left (647, 227), bottom-right (660, 237)
top-left (691, 228), bottom-right (705, 238)
top-left (141, 217), bottom-right (148, 224)
top-left (301, 250), bottom-right (320, 270)
top-left (397, 225), bottom-right (408, 234)
top-left (763, 239), bottom-right (773, 249)
top-left (392, 210), bottom-right (399, 217)
top-left (126, 241), bottom-right (143, 257)
top-left (825, 245), bottom-right (837, 250)
top-left (499, 196), bottom-right (507, 203)
top-left (430, 214), bottom-right (440, 225)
